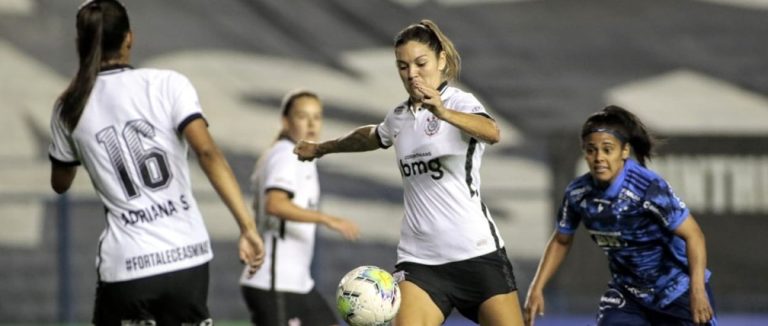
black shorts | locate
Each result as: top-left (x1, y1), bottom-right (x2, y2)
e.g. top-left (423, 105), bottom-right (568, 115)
top-left (92, 263), bottom-right (211, 326)
top-left (241, 286), bottom-right (337, 326)
top-left (394, 247), bottom-right (517, 322)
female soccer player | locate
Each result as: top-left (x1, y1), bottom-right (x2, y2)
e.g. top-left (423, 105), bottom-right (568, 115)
top-left (48, 1), bottom-right (264, 324)
top-left (294, 19), bottom-right (524, 326)
top-left (239, 90), bottom-right (359, 326)
top-left (524, 105), bottom-right (716, 326)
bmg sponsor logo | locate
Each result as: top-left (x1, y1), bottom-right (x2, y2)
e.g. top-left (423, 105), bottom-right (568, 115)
top-left (399, 158), bottom-right (443, 180)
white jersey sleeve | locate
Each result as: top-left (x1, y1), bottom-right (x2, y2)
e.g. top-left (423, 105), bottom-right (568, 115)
top-left (447, 91), bottom-right (493, 119)
top-left (166, 72), bottom-right (205, 132)
top-left (262, 145), bottom-right (300, 196)
top-left (48, 106), bottom-right (80, 165)
top-left (376, 102), bottom-right (408, 149)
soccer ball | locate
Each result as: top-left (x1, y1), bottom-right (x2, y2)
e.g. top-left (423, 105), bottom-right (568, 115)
top-left (336, 266), bottom-right (401, 326)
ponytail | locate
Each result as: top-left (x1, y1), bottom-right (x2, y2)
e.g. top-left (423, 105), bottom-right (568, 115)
top-left (58, 4), bottom-right (103, 131)
top-left (581, 105), bottom-right (656, 166)
top-left (394, 19), bottom-right (462, 81)
top-left (58, 0), bottom-right (130, 132)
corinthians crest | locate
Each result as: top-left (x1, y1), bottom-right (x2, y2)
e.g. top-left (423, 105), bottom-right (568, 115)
top-left (425, 115), bottom-right (441, 136)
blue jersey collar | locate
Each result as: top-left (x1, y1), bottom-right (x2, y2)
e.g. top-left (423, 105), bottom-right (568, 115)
top-left (596, 158), bottom-right (636, 198)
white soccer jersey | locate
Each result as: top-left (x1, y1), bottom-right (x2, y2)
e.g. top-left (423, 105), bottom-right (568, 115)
top-left (240, 138), bottom-right (319, 293)
top-left (376, 85), bottom-right (505, 265)
top-left (48, 66), bottom-right (212, 282)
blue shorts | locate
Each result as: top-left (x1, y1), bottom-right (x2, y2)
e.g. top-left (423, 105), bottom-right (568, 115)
top-left (597, 282), bottom-right (717, 326)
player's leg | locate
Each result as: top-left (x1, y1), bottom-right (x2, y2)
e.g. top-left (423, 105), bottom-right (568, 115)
top-left (392, 262), bottom-right (452, 326)
top-left (394, 281), bottom-right (446, 326)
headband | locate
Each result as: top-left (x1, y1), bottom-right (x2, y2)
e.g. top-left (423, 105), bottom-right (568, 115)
top-left (582, 127), bottom-right (627, 143)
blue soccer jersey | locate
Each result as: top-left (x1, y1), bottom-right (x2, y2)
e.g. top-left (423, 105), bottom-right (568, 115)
top-left (557, 158), bottom-right (711, 308)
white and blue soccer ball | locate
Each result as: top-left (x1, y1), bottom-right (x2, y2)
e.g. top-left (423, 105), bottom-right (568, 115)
top-left (336, 266), bottom-right (401, 326)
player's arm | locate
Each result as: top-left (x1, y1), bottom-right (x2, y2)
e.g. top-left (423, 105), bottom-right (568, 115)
top-left (50, 164), bottom-right (77, 194)
top-left (294, 125), bottom-right (380, 162)
top-left (412, 80), bottom-right (500, 144)
top-left (524, 231), bottom-right (574, 326)
top-left (673, 215), bottom-right (713, 324)
top-left (436, 109), bottom-right (500, 144)
top-left (265, 189), bottom-right (358, 240)
top-left (183, 118), bottom-right (265, 274)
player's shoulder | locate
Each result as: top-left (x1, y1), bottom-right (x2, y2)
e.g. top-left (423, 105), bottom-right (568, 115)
top-left (443, 86), bottom-right (485, 113)
top-left (444, 86), bottom-right (478, 103)
top-left (389, 100), bottom-right (409, 116)
top-left (264, 138), bottom-right (298, 163)
top-left (624, 159), bottom-right (668, 191)
top-left (273, 137), bottom-right (296, 151)
top-left (563, 174), bottom-right (593, 203)
top-left (129, 68), bottom-right (192, 84)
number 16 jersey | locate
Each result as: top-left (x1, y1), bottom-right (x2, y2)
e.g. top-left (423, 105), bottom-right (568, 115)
top-left (48, 67), bottom-right (212, 282)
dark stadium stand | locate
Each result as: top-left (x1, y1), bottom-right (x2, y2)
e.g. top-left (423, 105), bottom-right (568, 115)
top-left (1, 0), bottom-right (767, 323)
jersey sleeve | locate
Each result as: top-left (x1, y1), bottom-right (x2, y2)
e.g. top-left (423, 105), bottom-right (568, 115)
top-left (48, 106), bottom-right (80, 166)
top-left (556, 193), bottom-right (581, 234)
top-left (262, 148), bottom-right (300, 198)
top-left (451, 92), bottom-right (494, 120)
top-left (643, 179), bottom-right (690, 230)
top-left (375, 104), bottom-right (405, 149)
top-left (167, 72), bottom-right (206, 133)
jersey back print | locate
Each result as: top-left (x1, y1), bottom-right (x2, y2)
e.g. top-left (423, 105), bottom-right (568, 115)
top-left (49, 67), bottom-right (212, 282)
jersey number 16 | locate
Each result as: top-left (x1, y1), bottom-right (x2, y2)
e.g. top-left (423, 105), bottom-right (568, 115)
top-left (96, 119), bottom-right (173, 200)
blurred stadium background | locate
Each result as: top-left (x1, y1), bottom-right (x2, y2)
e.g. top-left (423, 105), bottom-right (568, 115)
top-left (1, 0), bottom-right (767, 325)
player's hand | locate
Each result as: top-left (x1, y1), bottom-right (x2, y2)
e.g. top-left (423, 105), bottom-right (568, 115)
top-left (294, 140), bottom-right (322, 162)
top-left (324, 216), bottom-right (360, 241)
top-left (524, 290), bottom-right (545, 326)
top-left (412, 80), bottom-right (446, 118)
top-left (690, 287), bottom-right (713, 324)
top-left (239, 229), bottom-right (265, 277)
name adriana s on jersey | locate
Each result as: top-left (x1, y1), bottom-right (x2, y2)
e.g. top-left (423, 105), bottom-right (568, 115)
top-left (119, 194), bottom-right (192, 226)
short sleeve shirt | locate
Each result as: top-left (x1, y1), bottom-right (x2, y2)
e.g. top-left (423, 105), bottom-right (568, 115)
top-left (557, 158), bottom-right (710, 307)
top-left (376, 84), bottom-right (505, 265)
top-left (48, 67), bottom-right (212, 282)
top-left (240, 138), bottom-right (319, 293)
